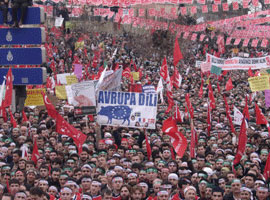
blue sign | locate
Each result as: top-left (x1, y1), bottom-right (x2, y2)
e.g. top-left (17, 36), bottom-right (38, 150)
top-left (0, 67), bottom-right (46, 85)
top-left (0, 47), bottom-right (46, 65)
top-left (0, 7), bottom-right (45, 25)
top-left (0, 28), bottom-right (45, 45)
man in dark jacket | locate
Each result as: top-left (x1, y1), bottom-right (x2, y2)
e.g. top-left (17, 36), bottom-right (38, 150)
top-left (12, 0), bottom-right (32, 27)
top-left (0, 0), bottom-right (8, 25)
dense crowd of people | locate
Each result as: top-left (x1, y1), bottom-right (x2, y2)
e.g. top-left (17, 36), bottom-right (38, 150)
top-left (0, 12), bottom-right (270, 200)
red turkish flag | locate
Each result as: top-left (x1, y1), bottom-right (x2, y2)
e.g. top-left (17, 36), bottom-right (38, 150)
top-left (248, 67), bottom-right (254, 77)
top-left (166, 131), bottom-right (187, 158)
top-left (31, 139), bottom-right (40, 164)
top-left (42, 93), bottom-right (58, 119)
top-left (243, 96), bottom-right (250, 120)
top-left (56, 114), bottom-right (87, 154)
top-left (22, 111), bottom-right (28, 122)
top-left (160, 57), bottom-right (170, 84)
top-left (212, 4), bottom-right (218, 12)
top-left (232, 2), bottom-right (239, 10)
top-left (185, 93), bottom-right (194, 119)
top-left (3, 68), bottom-right (13, 108)
top-left (263, 154), bottom-right (270, 181)
top-left (225, 77), bottom-right (233, 91)
top-left (222, 3), bottom-right (229, 11)
top-left (144, 130), bottom-right (152, 160)
top-left (208, 81), bottom-right (216, 110)
top-left (162, 116), bottom-right (177, 134)
top-left (118, 17), bottom-right (122, 30)
top-left (207, 102), bottom-right (211, 136)
top-left (165, 90), bottom-right (174, 114)
top-left (8, 109), bottom-right (17, 128)
top-left (122, 67), bottom-right (131, 79)
top-left (173, 37), bottom-right (183, 66)
top-left (255, 103), bottom-right (268, 125)
top-left (202, 5), bottom-right (208, 13)
top-left (217, 82), bottom-right (221, 93)
top-left (233, 117), bottom-right (247, 165)
top-left (190, 126), bottom-right (196, 158)
top-left (199, 79), bottom-right (204, 98)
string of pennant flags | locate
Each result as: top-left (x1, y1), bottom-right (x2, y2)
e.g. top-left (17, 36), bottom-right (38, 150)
top-left (64, 0), bottom-right (265, 8)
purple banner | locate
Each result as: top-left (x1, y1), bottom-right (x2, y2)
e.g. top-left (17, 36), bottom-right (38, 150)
top-left (74, 64), bottom-right (83, 80)
top-left (265, 90), bottom-right (270, 108)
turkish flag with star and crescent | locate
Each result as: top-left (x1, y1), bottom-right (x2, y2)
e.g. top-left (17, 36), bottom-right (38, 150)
top-left (31, 139), bottom-right (40, 164)
top-left (3, 68), bottom-right (13, 108)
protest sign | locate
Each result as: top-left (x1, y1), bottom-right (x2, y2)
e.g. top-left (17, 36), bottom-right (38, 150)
top-left (66, 81), bottom-right (96, 115)
top-left (55, 17), bottom-right (64, 27)
top-left (131, 72), bottom-right (140, 81)
top-left (248, 75), bottom-right (270, 92)
top-left (25, 89), bottom-right (45, 106)
top-left (202, 54), bottom-right (270, 72)
top-left (97, 91), bottom-right (157, 129)
top-left (66, 75), bottom-right (78, 85)
top-left (201, 62), bottom-right (211, 73)
top-left (265, 90), bottom-right (270, 108)
top-left (55, 85), bottom-right (67, 100)
top-left (57, 73), bottom-right (70, 85)
top-left (74, 64), bottom-right (83, 80)
top-left (142, 85), bottom-right (156, 93)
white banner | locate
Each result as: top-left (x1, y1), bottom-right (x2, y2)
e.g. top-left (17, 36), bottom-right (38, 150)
top-left (97, 91), bottom-right (157, 129)
top-left (142, 85), bottom-right (156, 93)
top-left (201, 54), bottom-right (270, 72)
top-left (66, 81), bottom-right (96, 114)
top-left (55, 17), bottom-right (64, 27)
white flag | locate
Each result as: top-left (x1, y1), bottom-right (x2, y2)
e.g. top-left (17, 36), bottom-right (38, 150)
top-left (0, 79), bottom-right (5, 107)
top-left (156, 78), bottom-right (164, 103)
top-left (233, 106), bottom-right (243, 125)
top-left (95, 66), bottom-right (108, 92)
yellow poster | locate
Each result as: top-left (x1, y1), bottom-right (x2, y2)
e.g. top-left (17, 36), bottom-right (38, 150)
top-left (248, 75), bottom-right (270, 92)
top-left (55, 85), bottom-right (67, 99)
top-left (66, 75), bottom-right (78, 85)
top-left (131, 72), bottom-right (140, 81)
top-left (24, 89), bottom-right (45, 106)
top-left (75, 41), bottom-right (84, 50)
top-left (65, 22), bottom-right (74, 29)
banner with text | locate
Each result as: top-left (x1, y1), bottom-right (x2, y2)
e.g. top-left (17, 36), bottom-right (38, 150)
top-left (25, 89), bottom-right (46, 106)
top-left (248, 75), bottom-right (270, 92)
top-left (97, 91), bottom-right (157, 129)
top-left (201, 54), bottom-right (270, 72)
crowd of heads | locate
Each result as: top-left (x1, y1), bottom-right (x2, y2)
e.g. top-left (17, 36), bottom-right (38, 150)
top-left (0, 19), bottom-right (270, 200)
